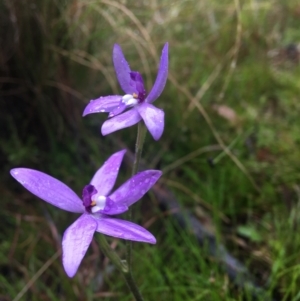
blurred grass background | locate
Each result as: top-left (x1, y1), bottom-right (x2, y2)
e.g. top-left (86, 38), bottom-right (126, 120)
top-left (1, 0), bottom-right (300, 300)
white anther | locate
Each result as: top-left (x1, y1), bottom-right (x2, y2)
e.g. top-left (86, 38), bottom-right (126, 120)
top-left (91, 195), bottom-right (107, 213)
top-left (91, 206), bottom-right (101, 213)
top-left (122, 94), bottom-right (138, 106)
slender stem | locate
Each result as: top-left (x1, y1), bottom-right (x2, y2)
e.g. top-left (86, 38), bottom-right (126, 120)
top-left (126, 121), bottom-right (147, 268)
top-left (131, 121), bottom-right (147, 176)
top-left (98, 234), bottom-right (144, 301)
top-left (123, 271), bottom-right (144, 301)
top-left (98, 234), bottom-right (128, 273)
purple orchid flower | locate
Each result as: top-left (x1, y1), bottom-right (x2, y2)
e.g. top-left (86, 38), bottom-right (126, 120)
top-left (10, 150), bottom-right (161, 277)
top-left (83, 43), bottom-right (169, 140)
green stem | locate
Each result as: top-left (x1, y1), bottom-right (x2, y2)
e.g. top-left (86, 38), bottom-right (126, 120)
top-left (98, 234), bottom-right (128, 273)
top-left (98, 234), bottom-right (144, 301)
top-left (126, 121), bottom-right (147, 268)
top-left (131, 121), bottom-right (147, 176)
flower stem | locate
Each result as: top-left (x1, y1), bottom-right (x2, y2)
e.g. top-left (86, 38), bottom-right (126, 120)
top-left (126, 121), bottom-right (147, 268)
top-left (98, 234), bottom-right (128, 273)
top-left (131, 121), bottom-right (147, 176)
top-left (97, 234), bottom-right (144, 301)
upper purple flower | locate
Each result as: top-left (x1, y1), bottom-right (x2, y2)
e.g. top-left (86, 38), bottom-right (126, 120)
top-left (83, 43), bottom-right (169, 140)
top-left (10, 150), bottom-right (161, 277)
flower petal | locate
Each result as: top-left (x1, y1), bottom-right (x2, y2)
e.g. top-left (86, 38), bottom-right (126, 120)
top-left (108, 102), bottom-right (127, 117)
top-left (95, 216), bottom-right (156, 244)
top-left (145, 43), bottom-right (168, 104)
top-left (90, 150), bottom-right (126, 196)
top-left (62, 214), bottom-right (97, 277)
top-left (137, 103), bottom-right (164, 140)
top-left (110, 170), bottom-right (162, 206)
top-left (10, 168), bottom-right (84, 213)
top-left (113, 44), bottom-right (135, 94)
top-left (98, 197), bottom-right (128, 215)
top-left (101, 108), bottom-right (142, 136)
top-left (82, 95), bottom-right (122, 116)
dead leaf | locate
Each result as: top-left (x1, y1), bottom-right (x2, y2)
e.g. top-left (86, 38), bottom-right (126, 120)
top-left (212, 104), bottom-right (237, 124)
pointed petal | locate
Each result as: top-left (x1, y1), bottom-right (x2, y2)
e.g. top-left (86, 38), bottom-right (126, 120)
top-left (101, 108), bottom-right (142, 136)
top-left (95, 217), bottom-right (156, 244)
top-left (90, 150), bottom-right (126, 196)
top-left (137, 103), bottom-right (164, 140)
top-left (10, 168), bottom-right (84, 213)
top-left (145, 43), bottom-right (168, 103)
top-left (113, 44), bottom-right (135, 94)
top-left (110, 170), bottom-right (162, 206)
top-left (62, 214), bottom-right (97, 277)
top-left (82, 95), bottom-right (122, 116)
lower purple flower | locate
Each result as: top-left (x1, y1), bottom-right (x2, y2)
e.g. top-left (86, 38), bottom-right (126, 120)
top-left (10, 150), bottom-right (161, 277)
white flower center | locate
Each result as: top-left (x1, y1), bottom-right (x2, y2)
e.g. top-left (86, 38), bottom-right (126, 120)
top-left (122, 94), bottom-right (138, 106)
top-left (91, 195), bottom-right (107, 213)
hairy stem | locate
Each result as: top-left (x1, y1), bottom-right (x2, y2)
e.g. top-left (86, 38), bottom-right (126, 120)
top-left (131, 121), bottom-right (147, 176)
top-left (98, 235), bottom-right (144, 301)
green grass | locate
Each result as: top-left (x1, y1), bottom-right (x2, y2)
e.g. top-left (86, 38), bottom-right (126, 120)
top-left (1, 0), bottom-right (300, 300)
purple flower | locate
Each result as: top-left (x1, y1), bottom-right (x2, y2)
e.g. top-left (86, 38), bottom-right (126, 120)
top-left (83, 43), bottom-right (169, 140)
top-left (10, 150), bottom-right (161, 277)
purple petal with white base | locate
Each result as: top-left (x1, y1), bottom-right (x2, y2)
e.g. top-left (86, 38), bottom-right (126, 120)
top-left (62, 214), bottom-right (97, 277)
top-left (90, 149), bottom-right (126, 196)
top-left (95, 217), bottom-right (156, 244)
top-left (83, 95), bottom-right (122, 116)
top-left (110, 170), bottom-right (162, 206)
top-left (145, 43), bottom-right (169, 104)
top-left (137, 103), bottom-right (164, 141)
top-left (10, 168), bottom-right (84, 213)
top-left (113, 44), bottom-right (135, 94)
top-left (101, 108), bottom-right (142, 136)
top-left (10, 150), bottom-right (160, 277)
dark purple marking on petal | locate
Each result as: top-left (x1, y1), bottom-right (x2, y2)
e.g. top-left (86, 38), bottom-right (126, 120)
top-left (82, 184), bottom-right (97, 212)
top-left (130, 71), bottom-right (146, 102)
